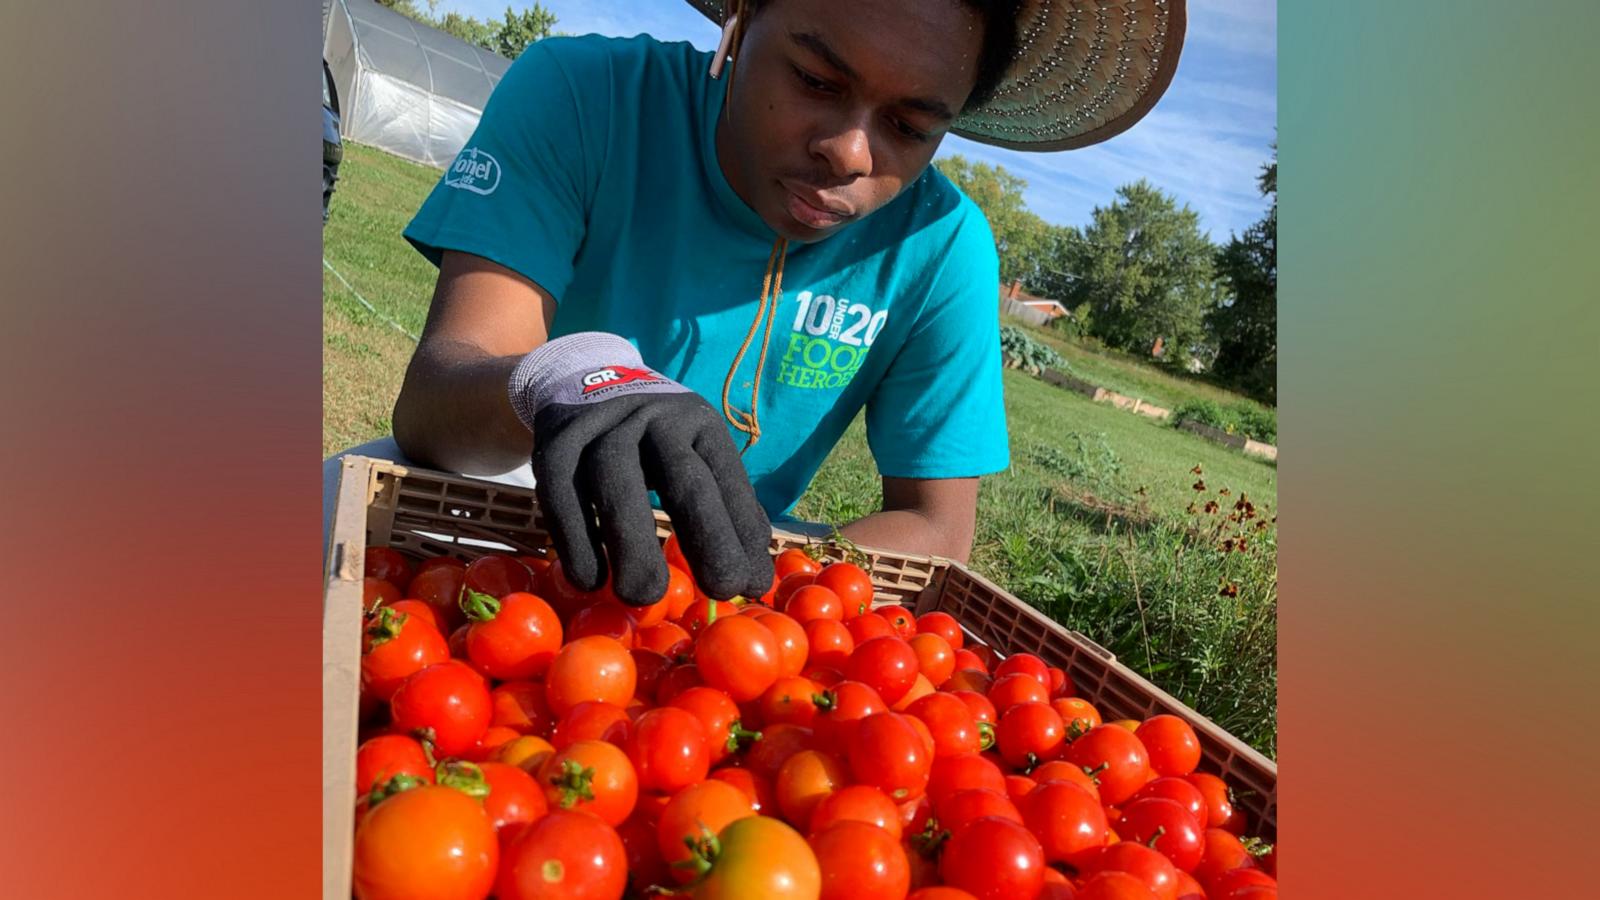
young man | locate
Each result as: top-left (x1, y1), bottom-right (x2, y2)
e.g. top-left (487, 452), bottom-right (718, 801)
top-left (327, 0), bottom-right (1185, 605)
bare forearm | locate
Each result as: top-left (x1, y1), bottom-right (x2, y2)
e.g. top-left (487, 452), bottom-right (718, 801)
top-left (839, 509), bottom-right (974, 562)
top-left (392, 340), bottom-right (533, 475)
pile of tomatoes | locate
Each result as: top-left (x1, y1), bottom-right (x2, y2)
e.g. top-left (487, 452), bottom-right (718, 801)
top-left (353, 537), bottom-right (1278, 900)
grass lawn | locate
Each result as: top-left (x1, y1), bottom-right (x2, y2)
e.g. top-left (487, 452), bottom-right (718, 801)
top-left (1007, 316), bottom-right (1275, 417)
top-left (322, 142), bottom-right (442, 456)
top-left (323, 143), bottom-right (1279, 755)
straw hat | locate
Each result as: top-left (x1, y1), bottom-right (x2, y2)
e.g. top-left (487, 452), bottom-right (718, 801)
top-left (684, 0), bottom-right (1186, 152)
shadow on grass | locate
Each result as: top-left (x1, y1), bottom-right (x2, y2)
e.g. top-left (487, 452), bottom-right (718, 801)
top-left (1042, 484), bottom-right (1159, 534)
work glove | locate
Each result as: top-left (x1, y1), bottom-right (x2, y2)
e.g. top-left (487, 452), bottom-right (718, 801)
top-left (509, 332), bottom-right (775, 606)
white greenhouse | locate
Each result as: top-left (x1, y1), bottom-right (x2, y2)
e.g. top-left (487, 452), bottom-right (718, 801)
top-left (323, 0), bottom-right (511, 168)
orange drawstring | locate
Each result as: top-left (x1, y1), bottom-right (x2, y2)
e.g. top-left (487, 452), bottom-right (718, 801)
top-left (715, 1), bottom-right (786, 454)
top-left (722, 235), bottom-right (788, 452)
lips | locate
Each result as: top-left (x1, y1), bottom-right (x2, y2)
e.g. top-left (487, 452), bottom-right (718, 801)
top-left (781, 181), bottom-right (854, 229)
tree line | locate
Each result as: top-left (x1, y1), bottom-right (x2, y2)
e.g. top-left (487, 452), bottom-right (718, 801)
top-left (935, 150), bottom-right (1277, 404)
top-left (376, 0), bottom-right (557, 59)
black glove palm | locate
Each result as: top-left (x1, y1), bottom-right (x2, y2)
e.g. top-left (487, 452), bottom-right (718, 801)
top-left (510, 333), bottom-right (774, 606)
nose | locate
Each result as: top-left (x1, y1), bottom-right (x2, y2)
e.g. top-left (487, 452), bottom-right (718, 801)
top-left (810, 114), bottom-right (872, 181)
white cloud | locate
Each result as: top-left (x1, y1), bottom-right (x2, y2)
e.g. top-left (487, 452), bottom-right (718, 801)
top-left (1185, 0), bottom-right (1277, 59)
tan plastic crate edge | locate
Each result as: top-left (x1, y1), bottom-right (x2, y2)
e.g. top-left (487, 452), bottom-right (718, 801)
top-left (323, 456), bottom-right (380, 900)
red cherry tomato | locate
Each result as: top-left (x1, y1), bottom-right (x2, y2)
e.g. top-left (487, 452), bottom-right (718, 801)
top-left (495, 808), bottom-right (627, 900)
top-left (353, 783), bottom-right (497, 900)
top-left (1130, 776), bottom-right (1208, 824)
top-left (407, 564), bottom-right (472, 636)
top-left (745, 722), bottom-right (815, 781)
top-left (775, 748), bottom-right (851, 827)
top-left (755, 611), bottom-right (810, 678)
top-left (489, 681), bottom-right (556, 737)
top-left (995, 701), bottom-right (1067, 769)
top-left (1208, 868), bottom-right (1278, 898)
top-left (908, 633), bottom-right (956, 686)
top-left (927, 753), bottom-right (1008, 808)
top-left (815, 562), bottom-right (875, 620)
top-left (696, 615), bottom-right (781, 703)
top-left (810, 820), bottom-right (911, 900)
top-left (1080, 842), bottom-right (1180, 900)
top-left (389, 660), bottom-right (492, 758)
top-left (951, 648), bottom-right (988, 674)
top-left (544, 635), bottom-right (636, 716)
top-left (478, 761), bottom-right (548, 849)
top-left (809, 784), bottom-right (903, 839)
top-left (993, 653), bottom-right (1050, 684)
top-left (667, 685), bottom-right (753, 766)
top-left (631, 648), bottom-right (672, 703)
top-left (1191, 827), bottom-right (1257, 890)
top-left (758, 675), bottom-right (824, 728)
top-left (846, 636), bottom-right (920, 705)
top-left (937, 788), bottom-right (1022, 833)
top-left (1031, 759), bottom-right (1103, 802)
top-left (878, 606), bottom-right (917, 640)
top-left (1184, 772), bottom-right (1241, 831)
top-left (1054, 697), bottom-right (1104, 736)
top-left (363, 576), bottom-right (402, 610)
top-left (805, 619), bottom-right (856, 669)
top-left (462, 553), bottom-right (534, 598)
top-left (775, 571), bottom-right (818, 610)
top-left (939, 816), bottom-right (1046, 900)
top-left (915, 611), bottom-right (964, 649)
top-left (365, 547), bottom-right (415, 592)
top-left (905, 692), bottom-right (981, 759)
top-left (987, 673), bottom-right (1050, 714)
top-left (355, 734), bottom-right (435, 796)
top-left (787, 584), bottom-right (845, 622)
top-left (847, 611), bottom-right (898, 644)
top-left (537, 738), bottom-right (638, 826)
top-left (361, 607), bottom-right (449, 702)
top-left (461, 590), bottom-right (563, 681)
top-left (1135, 715), bottom-right (1203, 777)
top-left (1077, 870), bottom-right (1159, 900)
top-left (552, 700), bottom-right (634, 750)
top-left (637, 621), bottom-right (693, 658)
top-left (1116, 797), bottom-right (1205, 872)
top-left (1067, 725), bottom-right (1153, 806)
top-left (710, 765), bottom-right (776, 814)
top-left (810, 680), bottom-right (887, 755)
top-left (1021, 779), bottom-right (1109, 866)
top-left (655, 779), bottom-right (754, 882)
top-left (847, 712), bottom-right (931, 803)
top-left (775, 548), bottom-right (824, 579)
top-left (627, 706), bottom-right (710, 795)
top-left (567, 599), bottom-right (636, 646)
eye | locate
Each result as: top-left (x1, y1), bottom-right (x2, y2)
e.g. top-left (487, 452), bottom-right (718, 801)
top-left (891, 118), bottom-right (929, 143)
top-left (793, 65), bottom-right (837, 94)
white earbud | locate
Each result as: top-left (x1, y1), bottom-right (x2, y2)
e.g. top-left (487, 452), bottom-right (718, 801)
top-left (709, 14), bottom-right (738, 79)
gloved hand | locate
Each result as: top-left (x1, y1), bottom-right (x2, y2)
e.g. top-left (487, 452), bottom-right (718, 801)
top-left (509, 332), bottom-right (775, 606)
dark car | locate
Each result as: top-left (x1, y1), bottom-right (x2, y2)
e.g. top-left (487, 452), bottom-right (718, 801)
top-left (323, 59), bottom-right (343, 225)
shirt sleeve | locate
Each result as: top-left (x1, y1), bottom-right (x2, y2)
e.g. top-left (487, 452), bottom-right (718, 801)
top-left (864, 199), bottom-right (1011, 479)
top-left (402, 37), bottom-right (605, 301)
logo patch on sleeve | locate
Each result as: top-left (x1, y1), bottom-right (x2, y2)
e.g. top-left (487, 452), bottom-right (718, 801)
top-left (444, 147), bottom-right (501, 195)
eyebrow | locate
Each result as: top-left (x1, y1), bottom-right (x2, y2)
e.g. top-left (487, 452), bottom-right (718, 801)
top-left (789, 30), bottom-right (957, 122)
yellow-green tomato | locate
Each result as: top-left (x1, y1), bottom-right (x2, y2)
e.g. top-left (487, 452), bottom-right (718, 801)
top-left (692, 815), bottom-right (820, 900)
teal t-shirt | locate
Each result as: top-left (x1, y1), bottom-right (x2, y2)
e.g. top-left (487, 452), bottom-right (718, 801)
top-left (404, 34), bottom-right (1009, 519)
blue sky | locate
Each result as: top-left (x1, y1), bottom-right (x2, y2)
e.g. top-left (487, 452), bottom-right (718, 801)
top-left (445, 0), bottom-right (1276, 241)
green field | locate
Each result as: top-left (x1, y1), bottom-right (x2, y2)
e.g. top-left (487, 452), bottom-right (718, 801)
top-left (323, 143), bottom-right (1279, 754)
top-left (1008, 317), bottom-right (1275, 418)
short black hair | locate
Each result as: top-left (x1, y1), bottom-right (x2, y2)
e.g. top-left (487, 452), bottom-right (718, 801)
top-left (743, 0), bottom-right (1020, 113)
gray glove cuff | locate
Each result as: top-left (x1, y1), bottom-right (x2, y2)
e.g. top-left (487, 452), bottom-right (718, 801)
top-left (508, 332), bottom-right (688, 430)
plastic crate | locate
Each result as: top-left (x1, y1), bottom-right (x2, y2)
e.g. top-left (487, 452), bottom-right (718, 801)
top-left (324, 457), bottom-right (1277, 897)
